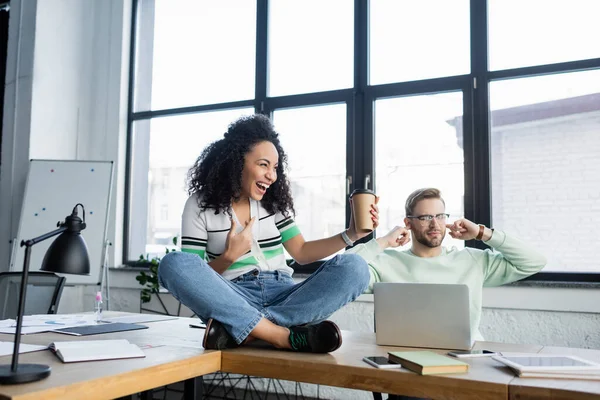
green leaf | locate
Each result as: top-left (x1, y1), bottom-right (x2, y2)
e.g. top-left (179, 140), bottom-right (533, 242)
top-left (140, 289), bottom-right (151, 303)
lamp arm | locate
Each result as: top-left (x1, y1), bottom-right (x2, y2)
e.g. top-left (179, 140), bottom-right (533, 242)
top-left (11, 226), bottom-right (67, 371)
top-left (21, 226), bottom-right (68, 247)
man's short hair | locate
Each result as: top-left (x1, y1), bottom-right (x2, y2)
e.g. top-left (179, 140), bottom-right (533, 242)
top-left (405, 188), bottom-right (445, 216)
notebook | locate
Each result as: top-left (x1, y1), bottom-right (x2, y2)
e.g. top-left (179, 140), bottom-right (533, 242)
top-left (374, 282), bottom-right (472, 350)
top-left (53, 322), bottom-right (148, 336)
top-left (388, 351), bottom-right (469, 375)
top-left (49, 339), bottom-right (145, 363)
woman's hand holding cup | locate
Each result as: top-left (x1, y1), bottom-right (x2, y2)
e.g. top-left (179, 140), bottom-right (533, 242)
top-left (347, 192), bottom-right (379, 242)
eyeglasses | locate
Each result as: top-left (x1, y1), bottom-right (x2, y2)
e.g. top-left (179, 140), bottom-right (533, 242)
top-left (407, 213), bottom-right (450, 224)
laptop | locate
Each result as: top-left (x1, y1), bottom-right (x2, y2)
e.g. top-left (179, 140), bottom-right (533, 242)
top-left (374, 282), bottom-right (473, 350)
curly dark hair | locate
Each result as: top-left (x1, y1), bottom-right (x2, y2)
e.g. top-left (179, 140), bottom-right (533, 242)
top-left (187, 114), bottom-right (294, 216)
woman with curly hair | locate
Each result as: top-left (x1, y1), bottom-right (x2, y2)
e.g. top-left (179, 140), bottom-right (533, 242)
top-left (158, 114), bottom-right (376, 353)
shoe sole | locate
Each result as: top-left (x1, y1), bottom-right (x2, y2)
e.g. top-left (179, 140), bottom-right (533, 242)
top-left (322, 320), bottom-right (343, 352)
top-left (202, 318), bottom-right (215, 349)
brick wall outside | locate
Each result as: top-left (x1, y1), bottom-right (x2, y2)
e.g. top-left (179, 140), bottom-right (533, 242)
top-left (491, 111), bottom-right (600, 272)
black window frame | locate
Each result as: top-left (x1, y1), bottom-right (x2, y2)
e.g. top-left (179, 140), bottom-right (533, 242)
top-left (125, 0), bottom-right (600, 282)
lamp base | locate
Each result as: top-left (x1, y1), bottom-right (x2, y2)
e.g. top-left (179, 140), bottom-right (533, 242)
top-left (0, 363), bottom-right (51, 384)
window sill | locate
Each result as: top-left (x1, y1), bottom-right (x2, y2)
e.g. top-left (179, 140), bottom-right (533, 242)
top-left (506, 279), bottom-right (600, 289)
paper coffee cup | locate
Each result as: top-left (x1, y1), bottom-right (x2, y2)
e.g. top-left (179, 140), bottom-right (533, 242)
top-left (350, 189), bottom-right (377, 232)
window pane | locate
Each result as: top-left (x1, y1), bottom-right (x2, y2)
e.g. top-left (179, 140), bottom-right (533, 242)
top-left (489, 0), bottom-right (600, 71)
top-left (370, 0), bottom-right (470, 85)
top-left (130, 108), bottom-right (255, 260)
top-left (490, 70), bottom-right (600, 272)
top-left (147, 1), bottom-right (256, 110)
top-left (375, 93), bottom-right (465, 249)
top-left (268, 1), bottom-right (353, 96)
top-left (273, 105), bottom-right (347, 246)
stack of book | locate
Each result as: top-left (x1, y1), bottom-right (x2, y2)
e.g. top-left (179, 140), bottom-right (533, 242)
top-left (387, 351), bottom-right (469, 375)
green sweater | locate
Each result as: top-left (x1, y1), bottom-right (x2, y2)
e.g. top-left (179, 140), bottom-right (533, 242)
top-left (346, 230), bottom-right (547, 341)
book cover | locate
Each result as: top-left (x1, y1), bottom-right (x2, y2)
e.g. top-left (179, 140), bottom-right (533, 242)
top-left (49, 339), bottom-right (145, 363)
top-left (388, 351), bottom-right (469, 375)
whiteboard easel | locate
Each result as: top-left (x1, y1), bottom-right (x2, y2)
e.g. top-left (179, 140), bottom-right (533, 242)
top-left (10, 160), bottom-right (114, 285)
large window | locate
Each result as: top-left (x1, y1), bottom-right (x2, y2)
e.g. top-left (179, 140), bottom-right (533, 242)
top-left (128, 108), bottom-right (254, 260)
top-left (370, 0), bottom-right (470, 85)
top-left (128, 0), bottom-right (600, 279)
top-left (375, 92), bottom-right (465, 250)
top-left (142, 1), bottom-right (256, 110)
top-left (490, 70), bottom-right (600, 272)
top-left (488, 0), bottom-right (600, 71)
top-left (268, 0), bottom-right (353, 96)
top-left (273, 104), bottom-right (347, 241)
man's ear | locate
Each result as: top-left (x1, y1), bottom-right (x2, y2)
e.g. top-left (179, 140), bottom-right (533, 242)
top-left (404, 218), bottom-right (411, 230)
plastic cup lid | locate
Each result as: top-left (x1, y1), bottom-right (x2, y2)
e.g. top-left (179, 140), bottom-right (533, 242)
top-left (350, 189), bottom-right (376, 198)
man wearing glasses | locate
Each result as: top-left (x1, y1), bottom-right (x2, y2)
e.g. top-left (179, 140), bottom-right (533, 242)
top-left (346, 187), bottom-right (546, 342)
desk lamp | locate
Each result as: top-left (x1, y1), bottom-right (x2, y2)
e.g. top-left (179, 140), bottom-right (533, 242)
top-left (0, 204), bottom-right (90, 384)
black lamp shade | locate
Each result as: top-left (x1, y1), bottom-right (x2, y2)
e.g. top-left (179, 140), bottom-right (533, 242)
top-left (41, 232), bottom-right (90, 275)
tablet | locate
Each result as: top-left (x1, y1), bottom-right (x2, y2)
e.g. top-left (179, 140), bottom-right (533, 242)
top-left (492, 354), bottom-right (600, 372)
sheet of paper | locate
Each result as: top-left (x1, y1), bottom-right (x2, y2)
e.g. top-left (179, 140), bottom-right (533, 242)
top-left (0, 314), bottom-right (98, 334)
top-left (22, 314), bottom-right (96, 325)
top-left (0, 341), bottom-right (48, 357)
top-left (0, 319), bottom-right (15, 328)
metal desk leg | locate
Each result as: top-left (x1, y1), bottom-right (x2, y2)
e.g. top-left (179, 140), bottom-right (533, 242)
top-left (139, 390), bottom-right (153, 400)
top-left (184, 376), bottom-right (204, 400)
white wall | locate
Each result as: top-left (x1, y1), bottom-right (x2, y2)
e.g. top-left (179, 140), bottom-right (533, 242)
top-left (0, 0), bottom-right (131, 272)
top-left (29, 0), bottom-right (85, 159)
top-left (0, 0), bottom-right (37, 273)
top-left (491, 111), bottom-right (600, 272)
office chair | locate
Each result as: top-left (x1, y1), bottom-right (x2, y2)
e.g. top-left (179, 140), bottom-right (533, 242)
top-left (0, 271), bottom-right (66, 319)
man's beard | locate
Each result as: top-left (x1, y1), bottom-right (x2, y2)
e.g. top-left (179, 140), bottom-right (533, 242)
top-left (414, 229), bottom-right (445, 248)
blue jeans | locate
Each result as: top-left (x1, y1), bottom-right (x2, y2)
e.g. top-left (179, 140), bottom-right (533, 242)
top-left (158, 252), bottom-right (370, 344)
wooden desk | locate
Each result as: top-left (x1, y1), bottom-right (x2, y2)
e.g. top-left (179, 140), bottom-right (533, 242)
top-left (221, 332), bottom-right (542, 400)
top-left (1, 315), bottom-right (600, 400)
top-left (0, 317), bottom-right (220, 400)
